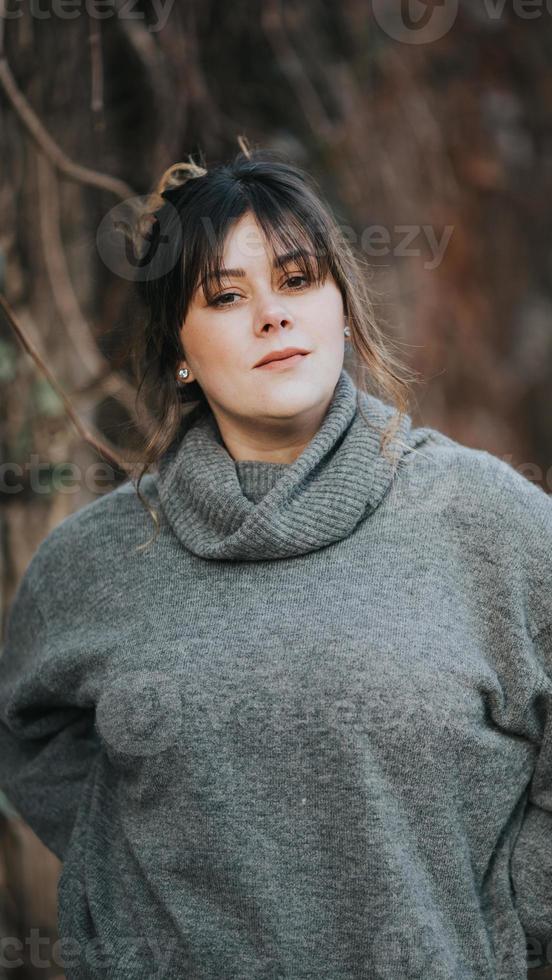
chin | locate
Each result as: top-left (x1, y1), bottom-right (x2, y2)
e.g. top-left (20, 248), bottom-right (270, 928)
top-left (256, 382), bottom-right (324, 416)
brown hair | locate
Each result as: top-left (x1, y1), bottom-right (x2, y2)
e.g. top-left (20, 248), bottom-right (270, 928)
top-left (128, 138), bottom-right (415, 549)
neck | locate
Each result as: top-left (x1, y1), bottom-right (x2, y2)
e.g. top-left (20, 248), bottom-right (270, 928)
top-left (207, 392), bottom-right (334, 465)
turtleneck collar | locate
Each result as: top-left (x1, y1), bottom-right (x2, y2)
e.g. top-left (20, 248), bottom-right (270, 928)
top-left (155, 367), bottom-right (413, 561)
top-left (233, 459), bottom-right (291, 504)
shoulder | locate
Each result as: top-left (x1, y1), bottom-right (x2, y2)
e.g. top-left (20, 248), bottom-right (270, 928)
top-left (399, 422), bottom-right (552, 633)
top-left (19, 474), bottom-right (160, 602)
top-left (403, 422), bottom-right (552, 524)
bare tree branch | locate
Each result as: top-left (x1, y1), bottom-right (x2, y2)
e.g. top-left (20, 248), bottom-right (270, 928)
top-left (36, 152), bottom-right (105, 387)
top-left (34, 151), bottom-right (157, 442)
top-left (261, 0), bottom-right (335, 143)
top-left (88, 14), bottom-right (104, 116)
top-left (0, 55), bottom-right (135, 200)
top-left (0, 293), bottom-right (134, 475)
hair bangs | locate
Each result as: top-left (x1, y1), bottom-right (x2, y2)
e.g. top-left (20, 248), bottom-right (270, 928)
top-left (182, 188), bottom-right (250, 308)
top-left (187, 185), bottom-right (333, 307)
top-left (253, 201), bottom-right (331, 289)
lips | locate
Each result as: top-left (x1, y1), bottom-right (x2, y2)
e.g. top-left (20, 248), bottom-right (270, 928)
top-left (254, 349), bottom-right (310, 368)
top-left (255, 353), bottom-right (309, 370)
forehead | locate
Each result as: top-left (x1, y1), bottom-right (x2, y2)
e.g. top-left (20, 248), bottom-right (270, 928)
top-left (221, 213), bottom-right (281, 266)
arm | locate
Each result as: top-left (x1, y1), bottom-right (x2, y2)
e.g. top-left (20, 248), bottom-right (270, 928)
top-left (511, 624), bottom-right (552, 975)
top-left (0, 570), bottom-right (101, 862)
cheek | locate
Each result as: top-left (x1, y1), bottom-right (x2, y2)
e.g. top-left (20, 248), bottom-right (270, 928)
top-left (184, 318), bottom-right (245, 371)
top-left (307, 289), bottom-right (344, 335)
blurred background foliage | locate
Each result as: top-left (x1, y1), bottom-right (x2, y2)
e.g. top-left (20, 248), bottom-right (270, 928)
top-left (1, 0), bottom-right (552, 976)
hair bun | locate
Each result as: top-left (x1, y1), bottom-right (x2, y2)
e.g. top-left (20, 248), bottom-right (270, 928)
top-left (140, 158), bottom-right (208, 220)
top-left (156, 159), bottom-right (208, 197)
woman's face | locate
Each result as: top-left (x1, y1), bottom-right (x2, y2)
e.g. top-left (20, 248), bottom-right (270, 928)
top-left (178, 211), bottom-right (346, 455)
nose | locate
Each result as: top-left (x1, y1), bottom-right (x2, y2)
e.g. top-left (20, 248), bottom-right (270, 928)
top-left (255, 300), bottom-right (295, 335)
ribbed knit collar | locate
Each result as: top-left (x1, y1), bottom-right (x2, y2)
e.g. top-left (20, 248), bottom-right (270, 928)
top-left (155, 367), bottom-right (413, 561)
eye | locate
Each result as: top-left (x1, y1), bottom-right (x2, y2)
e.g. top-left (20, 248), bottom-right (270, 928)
top-left (284, 274), bottom-right (310, 289)
top-left (211, 291), bottom-right (242, 307)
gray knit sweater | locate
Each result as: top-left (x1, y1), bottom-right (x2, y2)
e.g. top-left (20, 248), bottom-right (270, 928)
top-left (1, 367), bottom-right (551, 979)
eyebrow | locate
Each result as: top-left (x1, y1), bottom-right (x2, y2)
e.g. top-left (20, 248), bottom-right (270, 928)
top-left (202, 249), bottom-right (311, 285)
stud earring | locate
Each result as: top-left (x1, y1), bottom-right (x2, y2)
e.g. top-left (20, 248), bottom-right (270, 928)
top-left (177, 367), bottom-right (189, 384)
top-left (344, 324), bottom-right (351, 338)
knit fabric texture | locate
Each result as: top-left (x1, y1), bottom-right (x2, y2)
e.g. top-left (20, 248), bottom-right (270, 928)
top-left (1, 366), bottom-right (552, 979)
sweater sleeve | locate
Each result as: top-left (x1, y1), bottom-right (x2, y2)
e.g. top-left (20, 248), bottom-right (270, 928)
top-left (510, 623), bottom-right (552, 970)
top-left (0, 567), bottom-right (101, 862)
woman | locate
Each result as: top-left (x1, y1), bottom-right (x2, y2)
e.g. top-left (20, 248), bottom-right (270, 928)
top-left (0, 144), bottom-right (551, 980)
